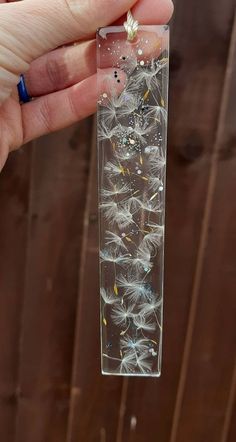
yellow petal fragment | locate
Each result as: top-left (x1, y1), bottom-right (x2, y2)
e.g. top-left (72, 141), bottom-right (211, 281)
top-left (143, 89), bottom-right (150, 101)
top-left (114, 284), bottom-right (118, 295)
top-left (150, 192), bottom-right (158, 201)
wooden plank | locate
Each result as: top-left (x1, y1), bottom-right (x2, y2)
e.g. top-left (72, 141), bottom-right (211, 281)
top-left (222, 361), bottom-right (236, 442)
top-left (119, 0), bottom-right (236, 441)
top-left (171, 11), bottom-right (236, 441)
top-left (0, 146), bottom-right (32, 442)
top-left (226, 392), bottom-right (236, 442)
top-left (66, 121), bottom-right (124, 442)
top-left (14, 121), bottom-right (92, 442)
top-left (227, 401), bottom-right (236, 442)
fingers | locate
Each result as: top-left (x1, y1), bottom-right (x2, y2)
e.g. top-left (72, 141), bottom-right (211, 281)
top-left (25, 41), bottom-right (97, 97)
top-left (0, 0), bottom-right (138, 105)
top-left (21, 69), bottom-right (127, 144)
top-left (24, 0), bottom-right (173, 98)
top-left (0, 0), bottom-right (139, 62)
top-left (118, 0), bottom-right (174, 25)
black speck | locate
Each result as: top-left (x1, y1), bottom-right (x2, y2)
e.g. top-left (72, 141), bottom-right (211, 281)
top-left (117, 79), bottom-right (121, 83)
top-left (122, 56), bottom-right (126, 60)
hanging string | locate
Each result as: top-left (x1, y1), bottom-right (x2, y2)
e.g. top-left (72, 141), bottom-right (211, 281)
top-left (124, 10), bottom-right (139, 41)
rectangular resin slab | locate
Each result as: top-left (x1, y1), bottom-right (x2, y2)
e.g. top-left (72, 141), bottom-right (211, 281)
top-left (97, 25), bottom-right (169, 376)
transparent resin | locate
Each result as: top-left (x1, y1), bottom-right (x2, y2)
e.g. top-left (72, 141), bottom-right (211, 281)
top-left (97, 25), bottom-right (169, 377)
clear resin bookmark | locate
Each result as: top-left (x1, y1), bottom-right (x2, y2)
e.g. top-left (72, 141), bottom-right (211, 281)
top-left (97, 12), bottom-right (169, 377)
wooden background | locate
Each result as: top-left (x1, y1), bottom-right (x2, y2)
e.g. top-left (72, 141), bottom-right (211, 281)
top-left (0, 0), bottom-right (236, 441)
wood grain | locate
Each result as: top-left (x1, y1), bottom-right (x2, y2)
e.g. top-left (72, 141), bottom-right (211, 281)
top-left (171, 10), bottom-right (236, 441)
top-left (13, 122), bottom-right (92, 442)
top-left (0, 146), bottom-right (32, 442)
top-left (66, 123), bottom-right (124, 442)
top-left (120, 0), bottom-right (236, 441)
top-left (222, 361), bottom-right (236, 442)
top-left (0, 1), bottom-right (235, 441)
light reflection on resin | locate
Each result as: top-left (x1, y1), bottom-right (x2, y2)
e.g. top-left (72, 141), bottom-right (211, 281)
top-left (97, 26), bottom-right (169, 377)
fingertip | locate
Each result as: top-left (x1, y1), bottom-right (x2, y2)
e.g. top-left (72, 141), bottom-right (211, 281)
top-left (130, 0), bottom-right (174, 25)
top-left (163, 0), bottom-right (174, 23)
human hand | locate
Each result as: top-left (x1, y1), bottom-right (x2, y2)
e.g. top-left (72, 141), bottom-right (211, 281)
top-left (0, 0), bottom-right (173, 170)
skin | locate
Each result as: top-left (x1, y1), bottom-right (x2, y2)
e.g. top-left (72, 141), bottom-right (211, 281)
top-left (0, 0), bottom-right (173, 171)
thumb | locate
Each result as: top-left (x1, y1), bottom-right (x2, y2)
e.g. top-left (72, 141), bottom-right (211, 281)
top-left (0, 0), bottom-right (137, 104)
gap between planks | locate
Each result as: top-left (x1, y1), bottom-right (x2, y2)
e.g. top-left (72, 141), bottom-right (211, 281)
top-left (13, 142), bottom-right (35, 441)
top-left (66, 119), bottom-right (96, 442)
top-left (169, 10), bottom-right (236, 442)
top-left (221, 359), bottom-right (236, 442)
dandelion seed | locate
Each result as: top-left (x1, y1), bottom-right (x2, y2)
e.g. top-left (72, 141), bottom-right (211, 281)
top-left (140, 229), bottom-right (164, 253)
top-left (101, 182), bottom-right (130, 198)
top-left (100, 93), bottom-right (137, 127)
top-left (114, 145), bottom-right (138, 162)
top-left (111, 303), bottom-right (135, 326)
top-left (124, 244), bottom-right (153, 273)
top-left (97, 121), bottom-right (120, 141)
top-left (149, 152), bottom-right (166, 175)
top-left (127, 117), bottom-right (155, 145)
top-left (105, 231), bottom-right (128, 251)
top-left (122, 256), bottom-right (153, 273)
top-left (119, 352), bottom-right (137, 373)
top-left (102, 201), bottom-right (135, 229)
top-left (100, 249), bottom-right (131, 266)
top-left (147, 222), bottom-right (165, 232)
top-left (116, 93), bottom-right (140, 118)
top-left (133, 315), bottom-right (156, 332)
top-left (144, 105), bottom-right (168, 124)
top-left (100, 201), bottom-right (118, 219)
top-left (123, 76), bottom-right (141, 95)
top-left (138, 199), bottom-right (162, 214)
top-left (100, 288), bottom-right (119, 305)
top-left (134, 59), bottom-right (167, 90)
top-left (136, 352), bottom-right (153, 373)
top-left (117, 274), bottom-right (153, 302)
top-left (139, 297), bottom-right (162, 317)
top-left (100, 106), bottom-right (117, 127)
top-left (120, 336), bottom-right (150, 353)
top-left (104, 160), bottom-right (125, 177)
top-left (148, 176), bottom-right (164, 192)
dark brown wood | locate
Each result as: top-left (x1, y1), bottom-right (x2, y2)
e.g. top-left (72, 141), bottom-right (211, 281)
top-left (222, 362), bottom-right (236, 442)
top-left (13, 122), bottom-right (92, 442)
top-left (120, 1), bottom-right (236, 441)
top-left (171, 11), bottom-right (236, 441)
top-left (0, 1), bottom-right (236, 441)
top-left (66, 122), bottom-right (124, 442)
top-left (227, 403), bottom-right (236, 442)
top-left (0, 146), bottom-right (32, 442)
